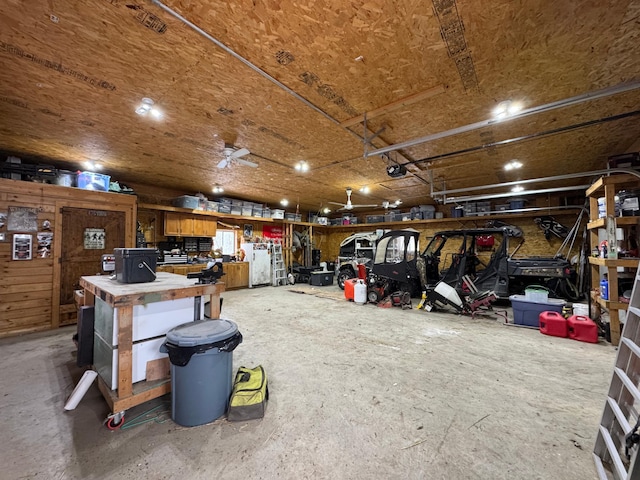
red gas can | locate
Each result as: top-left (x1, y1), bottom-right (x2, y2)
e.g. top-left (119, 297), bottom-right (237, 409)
top-left (344, 278), bottom-right (358, 301)
top-left (567, 315), bottom-right (599, 343)
top-left (539, 311), bottom-right (568, 338)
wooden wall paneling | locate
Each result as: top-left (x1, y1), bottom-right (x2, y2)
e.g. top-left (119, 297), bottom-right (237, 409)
top-left (52, 200), bottom-right (64, 328)
top-left (0, 178), bottom-right (136, 337)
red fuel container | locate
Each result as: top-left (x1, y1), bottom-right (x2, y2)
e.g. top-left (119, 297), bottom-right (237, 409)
top-left (344, 278), bottom-right (358, 301)
top-left (539, 311), bottom-right (568, 338)
top-left (567, 315), bottom-right (598, 343)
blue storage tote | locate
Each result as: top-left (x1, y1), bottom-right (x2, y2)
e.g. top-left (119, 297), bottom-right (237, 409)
top-left (509, 294), bottom-right (565, 327)
top-left (77, 172), bottom-right (110, 192)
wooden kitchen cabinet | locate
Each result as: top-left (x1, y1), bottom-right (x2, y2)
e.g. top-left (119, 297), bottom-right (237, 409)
top-left (165, 212), bottom-right (216, 237)
top-left (223, 262), bottom-right (249, 290)
top-left (170, 264), bottom-right (203, 276)
top-left (164, 212), bottom-right (194, 236)
top-left (193, 216), bottom-right (217, 236)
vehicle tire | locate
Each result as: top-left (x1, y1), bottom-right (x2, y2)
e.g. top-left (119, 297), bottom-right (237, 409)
top-left (367, 289), bottom-right (381, 304)
top-left (337, 268), bottom-right (355, 290)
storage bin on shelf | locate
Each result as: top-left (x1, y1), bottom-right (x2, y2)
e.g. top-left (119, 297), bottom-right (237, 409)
top-left (171, 195), bottom-right (200, 209)
top-left (77, 172), bottom-right (110, 192)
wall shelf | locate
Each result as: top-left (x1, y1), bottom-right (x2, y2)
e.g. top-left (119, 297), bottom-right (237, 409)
top-left (587, 173), bottom-right (640, 346)
top-left (588, 257), bottom-right (640, 268)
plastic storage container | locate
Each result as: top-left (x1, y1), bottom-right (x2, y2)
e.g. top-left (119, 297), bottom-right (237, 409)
top-left (114, 248), bottom-right (157, 284)
top-left (55, 170), bottom-right (77, 187)
top-left (171, 195), bottom-right (200, 209)
top-left (567, 315), bottom-right (598, 343)
top-left (77, 172), bottom-right (110, 191)
top-left (509, 294), bottom-right (565, 327)
top-left (525, 287), bottom-right (548, 303)
top-left (539, 311), bottom-right (568, 338)
top-left (510, 199), bottom-right (525, 210)
top-left (310, 272), bottom-right (333, 286)
top-left (161, 319), bottom-right (243, 427)
top-left (573, 303), bottom-right (589, 317)
top-left (619, 190), bottom-right (640, 216)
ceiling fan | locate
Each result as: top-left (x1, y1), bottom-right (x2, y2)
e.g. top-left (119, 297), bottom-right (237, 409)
top-left (216, 144), bottom-right (258, 169)
top-left (328, 187), bottom-right (378, 211)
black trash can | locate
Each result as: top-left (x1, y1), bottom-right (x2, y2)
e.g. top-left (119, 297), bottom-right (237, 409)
top-left (161, 319), bottom-right (242, 427)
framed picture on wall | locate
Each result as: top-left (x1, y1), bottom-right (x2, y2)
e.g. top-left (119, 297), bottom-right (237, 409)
top-left (243, 224), bottom-right (253, 239)
top-left (12, 234), bottom-right (32, 260)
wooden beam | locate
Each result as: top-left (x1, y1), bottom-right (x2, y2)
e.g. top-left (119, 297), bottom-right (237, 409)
top-left (340, 84), bottom-right (447, 128)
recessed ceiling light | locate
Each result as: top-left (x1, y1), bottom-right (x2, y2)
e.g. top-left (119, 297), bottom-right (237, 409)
top-left (511, 185), bottom-right (524, 193)
top-left (135, 97), bottom-right (162, 119)
top-left (84, 161), bottom-right (101, 171)
top-left (294, 161), bottom-right (309, 172)
top-left (504, 160), bottom-right (523, 171)
top-left (212, 185), bottom-right (224, 194)
top-left (492, 100), bottom-right (523, 119)
top-left (280, 199), bottom-right (289, 206)
top-left (359, 186), bottom-right (370, 194)
top-left (322, 207), bottom-right (331, 214)
top-left (135, 97), bottom-right (154, 115)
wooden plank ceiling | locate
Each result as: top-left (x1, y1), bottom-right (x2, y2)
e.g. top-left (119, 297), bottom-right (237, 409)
top-left (0, 0), bottom-right (639, 212)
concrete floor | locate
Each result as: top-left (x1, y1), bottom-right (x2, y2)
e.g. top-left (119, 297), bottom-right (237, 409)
top-left (1, 284), bottom-right (616, 479)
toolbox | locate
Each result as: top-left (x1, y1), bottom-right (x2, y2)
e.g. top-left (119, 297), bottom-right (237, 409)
top-left (539, 311), bottom-right (568, 338)
top-left (310, 271), bottom-right (333, 286)
top-left (114, 248), bottom-right (157, 283)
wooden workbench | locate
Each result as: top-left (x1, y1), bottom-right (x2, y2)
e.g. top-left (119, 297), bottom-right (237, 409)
top-left (80, 272), bottom-right (225, 414)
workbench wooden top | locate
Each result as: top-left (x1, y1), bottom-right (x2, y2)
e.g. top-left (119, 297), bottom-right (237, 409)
top-left (80, 272), bottom-right (225, 307)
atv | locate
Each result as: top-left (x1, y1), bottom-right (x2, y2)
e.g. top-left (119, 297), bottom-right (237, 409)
top-left (335, 231), bottom-right (379, 289)
top-left (369, 227), bottom-right (580, 301)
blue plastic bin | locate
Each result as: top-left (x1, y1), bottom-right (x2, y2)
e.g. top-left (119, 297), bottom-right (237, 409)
top-left (509, 294), bottom-right (565, 327)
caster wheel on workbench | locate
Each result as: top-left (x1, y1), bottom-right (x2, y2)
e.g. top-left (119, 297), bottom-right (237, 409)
top-left (105, 412), bottom-right (125, 430)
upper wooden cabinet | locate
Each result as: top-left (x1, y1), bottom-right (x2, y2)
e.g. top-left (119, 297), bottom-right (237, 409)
top-left (164, 212), bottom-right (185, 236)
top-left (193, 216), bottom-right (217, 236)
top-left (164, 212), bottom-right (216, 237)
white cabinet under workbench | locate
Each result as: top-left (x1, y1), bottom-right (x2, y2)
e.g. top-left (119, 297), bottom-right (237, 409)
top-left (93, 296), bottom-right (203, 390)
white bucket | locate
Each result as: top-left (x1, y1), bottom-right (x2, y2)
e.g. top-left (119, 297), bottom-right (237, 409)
top-left (573, 303), bottom-right (589, 317)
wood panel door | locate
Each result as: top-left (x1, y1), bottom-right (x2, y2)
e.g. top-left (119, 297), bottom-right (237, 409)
top-left (60, 207), bottom-right (125, 324)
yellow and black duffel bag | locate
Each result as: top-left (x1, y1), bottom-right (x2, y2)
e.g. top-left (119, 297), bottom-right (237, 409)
top-left (227, 365), bottom-right (268, 421)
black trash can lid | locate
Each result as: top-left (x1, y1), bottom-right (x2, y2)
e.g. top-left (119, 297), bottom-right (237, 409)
top-left (166, 319), bottom-right (238, 347)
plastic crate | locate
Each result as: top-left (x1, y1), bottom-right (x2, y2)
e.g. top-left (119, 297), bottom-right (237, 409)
top-left (77, 172), bottom-right (110, 192)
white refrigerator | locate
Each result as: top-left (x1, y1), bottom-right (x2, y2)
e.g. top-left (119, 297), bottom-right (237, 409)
top-left (241, 242), bottom-right (271, 287)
